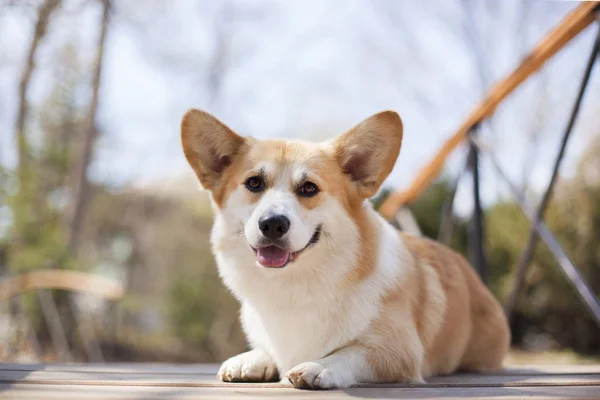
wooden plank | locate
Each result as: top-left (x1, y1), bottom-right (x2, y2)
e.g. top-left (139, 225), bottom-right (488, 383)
top-left (0, 363), bottom-right (219, 374)
top-left (1, 364), bottom-right (600, 400)
top-left (1, 369), bottom-right (600, 387)
top-left (0, 270), bottom-right (124, 300)
top-left (2, 382), bottom-right (600, 400)
top-left (2, 362), bottom-right (600, 375)
top-left (1, 365), bottom-right (600, 388)
top-left (500, 365), bottom-right (600, 375)
top-left (379, 1), bottom-right (600, 220)
top-left (0, 363), bottom-right (595, 373)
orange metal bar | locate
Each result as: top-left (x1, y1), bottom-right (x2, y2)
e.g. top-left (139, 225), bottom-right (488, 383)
top-left (380, 1), bottom-right (599, 220)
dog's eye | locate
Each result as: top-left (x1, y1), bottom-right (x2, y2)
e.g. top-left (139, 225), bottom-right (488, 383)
top-left (245, 176), bottom-right (265, 192)
top-left (298, 182), bottom-right (319, 197)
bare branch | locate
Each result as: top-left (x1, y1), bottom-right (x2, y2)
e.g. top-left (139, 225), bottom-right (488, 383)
top-left (15, 0), bottom-right (60, 181)
top-left (68, 0), bottom-right (111, 251)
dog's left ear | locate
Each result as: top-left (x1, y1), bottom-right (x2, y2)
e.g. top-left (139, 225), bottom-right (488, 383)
top-left (333, 111), bottom-right (403, 198)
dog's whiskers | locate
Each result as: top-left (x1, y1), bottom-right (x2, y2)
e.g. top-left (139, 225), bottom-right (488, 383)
top-left (233, 224), bottom-right (245, 238)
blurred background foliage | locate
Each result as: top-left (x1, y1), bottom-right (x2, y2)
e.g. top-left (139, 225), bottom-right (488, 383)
top-left (0, 0), bottom-right (599, 362)
top-left (389, 136), bottom-right (600, 354)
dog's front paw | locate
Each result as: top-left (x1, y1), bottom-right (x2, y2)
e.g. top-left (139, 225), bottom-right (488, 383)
top-left (286, 361), bottom-right (352, 390)
top-left (217, 349), bottom-right (279, 382)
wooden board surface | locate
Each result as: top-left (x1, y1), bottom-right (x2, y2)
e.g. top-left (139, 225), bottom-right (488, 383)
top-left (1, 363), bottom-right (599, 399)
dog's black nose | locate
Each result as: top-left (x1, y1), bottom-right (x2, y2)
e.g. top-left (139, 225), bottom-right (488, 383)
top-left (259, 215), bottom-right (290, 239)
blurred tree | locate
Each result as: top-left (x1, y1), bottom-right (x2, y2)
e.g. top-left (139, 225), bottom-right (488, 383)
top-left (485, 136), bottom-right (600, 353)
top-left (374, 180), bottom-right (469, 256)
top-left (1, 0), bottom-right (114, 361)
top-left (9, 0), bottom-right (61, 273)
top-left (67, 0), bottom-right (110, 253)
top-left (15, 0), bottom-right (60, 186)
top-left (117, 0), bottom-right (266, 113)
top-left (381, 139), bottom-right (600, 354)
top-left (2, 42), bottom-right (84, 359)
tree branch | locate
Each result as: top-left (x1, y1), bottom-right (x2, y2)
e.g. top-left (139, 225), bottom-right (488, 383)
top-left (16, 0), bottom-right (60, 182)
top-left (68, 0), bottom-right (111, 251)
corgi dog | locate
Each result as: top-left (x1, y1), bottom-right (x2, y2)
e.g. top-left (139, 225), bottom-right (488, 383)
top-left (180, 109), bottom-right (510, 390)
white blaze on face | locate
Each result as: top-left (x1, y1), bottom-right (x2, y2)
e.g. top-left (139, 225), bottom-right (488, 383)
top-left (243, 162), bottom-right (318, 252)
top-left (217, 153), bottom-right (362, 272)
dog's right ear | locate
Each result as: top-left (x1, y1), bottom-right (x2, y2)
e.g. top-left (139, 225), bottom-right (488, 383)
top-left (181, 109), bottom-right (247, 190)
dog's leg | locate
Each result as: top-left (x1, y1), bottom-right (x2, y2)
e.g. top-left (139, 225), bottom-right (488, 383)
top-left (286, 344), bottom-right (424, 390)
top-left (217, 348), bottom-right (279, 382)
top-left (286, 347), bottom-right (370, 389)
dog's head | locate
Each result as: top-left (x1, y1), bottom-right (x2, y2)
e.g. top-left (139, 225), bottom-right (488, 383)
top-left (181, 109), bottom-right (402, 270)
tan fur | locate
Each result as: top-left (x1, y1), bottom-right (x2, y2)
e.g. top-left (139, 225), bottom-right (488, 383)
top-left (344, 204), bottom-right (379, 284)
top-left (333, 111), bottom-right (403, 198)
top-left (180, 108), bottom-right (510, 388)
top-left (356, 233), bottom-right (510, 381)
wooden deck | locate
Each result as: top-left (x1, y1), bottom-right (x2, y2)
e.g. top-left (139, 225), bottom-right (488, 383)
top-left (1, 363), bottom-right (599, 399)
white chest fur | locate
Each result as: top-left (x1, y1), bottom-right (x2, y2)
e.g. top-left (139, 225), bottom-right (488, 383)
top-left (212, 207), bottom-right (403, 374)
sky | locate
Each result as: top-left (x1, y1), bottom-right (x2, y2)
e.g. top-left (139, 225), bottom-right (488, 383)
top-left (1, 0), bottom-right (599, 217)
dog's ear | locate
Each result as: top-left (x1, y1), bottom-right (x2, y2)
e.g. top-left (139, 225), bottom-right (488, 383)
top-left (181, 109), bottom-right (247, 190)
top-left (333, 111), bottom-right (403, 198)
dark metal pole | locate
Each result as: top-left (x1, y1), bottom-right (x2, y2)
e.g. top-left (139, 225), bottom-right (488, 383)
top-left (468, 127), bottom-right (487, 284)
top-left (473, 136), bottom-right (600, 328)
top-left (504, 29), bottom-right (600, 318)
top-left (438, 161), bottom-right (468, 245)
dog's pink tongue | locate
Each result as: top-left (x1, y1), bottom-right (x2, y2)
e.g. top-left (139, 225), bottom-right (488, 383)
top-left (256, 246), bottom-right (290, 267)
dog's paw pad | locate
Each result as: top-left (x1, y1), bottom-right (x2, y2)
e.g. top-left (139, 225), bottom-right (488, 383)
top-left (286, 362), bottom-right (339, 390)
top-left (217, 358), bottom-right (241, 382)
top-left (217, 352), bottom-right (278, 382)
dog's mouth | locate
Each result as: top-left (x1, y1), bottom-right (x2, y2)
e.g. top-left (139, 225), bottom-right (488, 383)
top-left (252, 225), bottom-right (322, 268)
